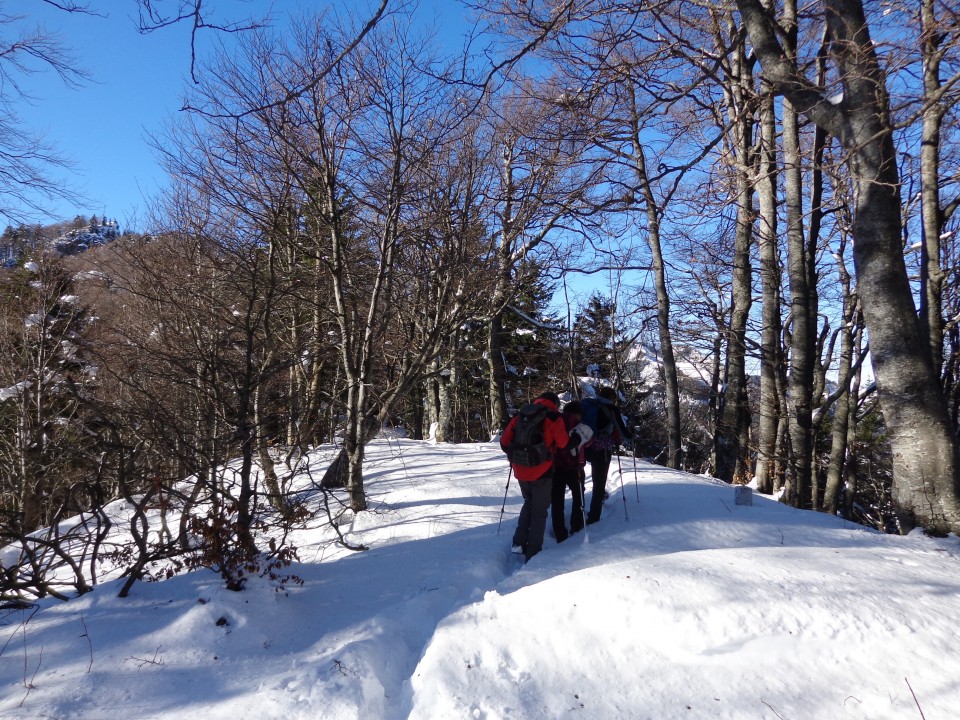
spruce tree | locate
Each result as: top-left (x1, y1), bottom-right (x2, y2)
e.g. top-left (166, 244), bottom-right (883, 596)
top-left (499, 261), bottom-right (565, 406)
top-left (572, 292), bottom-right (622, 381)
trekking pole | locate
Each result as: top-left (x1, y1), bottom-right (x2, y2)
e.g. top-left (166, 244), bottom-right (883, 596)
top-left (497, 466), bottom-right (513, 535)
top-left (615, 448), bottom-right (629, 521)
top-left (579, 469), bottom-right (589, 543)
top-left (632, 444), bottom-right (640, 503)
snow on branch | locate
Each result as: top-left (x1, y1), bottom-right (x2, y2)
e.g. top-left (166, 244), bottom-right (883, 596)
top-left (506, 304), bottom-right (564, 332)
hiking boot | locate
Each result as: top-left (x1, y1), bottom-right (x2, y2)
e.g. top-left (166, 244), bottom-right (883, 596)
top-left (586, 514), bottom-right (600, 525)
top-left (511, 544), bottom-right (525, 555)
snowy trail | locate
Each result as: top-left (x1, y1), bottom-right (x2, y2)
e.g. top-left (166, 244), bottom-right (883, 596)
top-left (3, 439), bottom-right (960, 720)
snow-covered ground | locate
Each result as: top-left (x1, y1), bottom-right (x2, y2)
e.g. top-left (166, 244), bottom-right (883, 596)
top-left (2, 438), bottom-right (959, 719)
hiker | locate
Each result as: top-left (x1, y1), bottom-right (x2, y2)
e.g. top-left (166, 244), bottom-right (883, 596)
top-left (551, 400), bottom-right (592, 542)
top-left (583, 386), bottom-right (632, 524)
top-left (500, 391), bottom-right (582, 561)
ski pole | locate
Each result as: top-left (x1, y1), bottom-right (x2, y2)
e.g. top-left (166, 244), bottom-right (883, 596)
top-left (497, 465), bottom-right (513, 535)
top-left (632, 444), bottom-right (640, 503)
top-left (579, 468), bottom-right (589, 543)
top-left (615, 448), bottom-right (629, 521)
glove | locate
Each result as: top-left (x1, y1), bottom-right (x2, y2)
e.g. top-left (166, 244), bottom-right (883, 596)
top-left (572, 422), bottom-right (593, 446)
top-left (568, 423), bottom-right (594, 455)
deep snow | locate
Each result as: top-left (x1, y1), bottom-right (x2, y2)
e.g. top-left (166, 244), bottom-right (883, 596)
top-left (2, 437), bottom-right (959, 719)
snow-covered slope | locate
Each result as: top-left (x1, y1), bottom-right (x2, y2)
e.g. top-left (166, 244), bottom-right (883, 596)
top-left (2, 439), bottom-right (958, 719)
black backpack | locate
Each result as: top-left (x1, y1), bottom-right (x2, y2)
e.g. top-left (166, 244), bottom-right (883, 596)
top-left (509, 403), bottom-right (552, 467)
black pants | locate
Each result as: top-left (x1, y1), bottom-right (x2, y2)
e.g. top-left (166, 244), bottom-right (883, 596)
top-left (587, 449), bottom-right (612, 522)
top-left (551, 466), bottom-right (586, 542)
top-left (513, 470), bottom-right (553, 560)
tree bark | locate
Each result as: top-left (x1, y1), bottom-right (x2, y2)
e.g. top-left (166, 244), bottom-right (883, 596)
top-left (824, 238), bottom-right (858, 515)
top-left (919, 0), bottom-right (947, 377)
top-left (714, 16), bottom-right (755, 484)
top-left (755, 85), bottom-right (782, 494)
top-left (782, 93), bottom-right (817, 509)
top-left (629, 87), bottom-right (683, 469)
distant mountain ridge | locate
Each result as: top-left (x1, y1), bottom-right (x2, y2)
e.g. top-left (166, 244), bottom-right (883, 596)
top-left (2, 216), bottom-right (121, 266)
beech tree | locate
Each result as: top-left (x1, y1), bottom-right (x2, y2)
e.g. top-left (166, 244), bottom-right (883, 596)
top-left (736, 0), bottom-right (960, 532)
top-left (164, 11), bottom-right (503, 513)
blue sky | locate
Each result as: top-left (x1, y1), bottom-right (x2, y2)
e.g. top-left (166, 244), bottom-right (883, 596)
top-left (14, 1), bottom-right (471, 232)
top-left (17, 1), bottom-right (200, 230)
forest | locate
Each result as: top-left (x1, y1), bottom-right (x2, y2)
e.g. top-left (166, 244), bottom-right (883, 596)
top-left (2, 0), bottom-right (960, 602)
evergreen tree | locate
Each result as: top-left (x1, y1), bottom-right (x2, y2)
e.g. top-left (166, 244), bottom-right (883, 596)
top-left (572, 292), bottom-right (623, 381)
top-left (500, 261), bottom-right (565, 406)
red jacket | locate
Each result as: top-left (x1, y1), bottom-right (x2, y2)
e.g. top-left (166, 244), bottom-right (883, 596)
top-left (500, 396), bottom-right (571, 480)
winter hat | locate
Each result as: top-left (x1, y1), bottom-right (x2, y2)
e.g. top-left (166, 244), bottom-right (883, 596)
top-left (538, 391), bottom-right (561, 407)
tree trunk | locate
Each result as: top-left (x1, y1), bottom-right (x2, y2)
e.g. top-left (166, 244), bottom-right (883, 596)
top-left (437, 365), bottom-right (454, 443)
top-left (919, 0), bottom-right (947, 378)
top-left (779, 0), bottom-right (822, 509)
top-left (824, 230), bottom-right (858, 514)
top-left (756, 86), bottom-right (782, 494)
top-left (782, 93), bottom-right (817, 509)
top-left (714, 19), bottom-right (755, 484)
top-left (487, 310), bottom-right (510, 435)
top-left (254, 381), bottom-right (284, 510)
top-left (842, 333), bottom-right (864, 518)
top-left (629, 88), bottom-right (682, 469)
top-left (320, 386), bottom-right (381, 513)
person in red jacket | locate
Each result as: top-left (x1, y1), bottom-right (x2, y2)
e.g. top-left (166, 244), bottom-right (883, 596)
top-left (500, 391), bottom-right (578, 561)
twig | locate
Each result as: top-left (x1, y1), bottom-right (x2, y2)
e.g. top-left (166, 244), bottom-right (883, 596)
top-left (760, 699), bottom-right (784, 719)
top-left (127, 647), bottom-right (164, 670)
top-left (719, 498), bottom-right (732, 514)
top-left (0, 605), bottom-right (38, 660)
top-left (79, 613), bottom-right (93, 673)
top-left (20, 610), bottom-right (38, 689)
top-left (905, 677), bottom-right (926, 720)
top-left (20, 645), bottom-right (43, 707)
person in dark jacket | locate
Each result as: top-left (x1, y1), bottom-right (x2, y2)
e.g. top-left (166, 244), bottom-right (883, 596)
top-left (500, 391), bottom-right (578, 561)
top-left (551, 401), bottom-right (591, 542)
top-left (585, 386), bottom-right (632, 524)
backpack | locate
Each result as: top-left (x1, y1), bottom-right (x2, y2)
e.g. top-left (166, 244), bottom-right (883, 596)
top-left (509, 403), bottom-right (552, 467)
top-left (580, 396), bottom-right (615, 437)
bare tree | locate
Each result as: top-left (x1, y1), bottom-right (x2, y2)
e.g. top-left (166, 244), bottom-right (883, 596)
top-left (705, 9), bottom-right (757, 485)
top-left (471, 0), bottom-right (694, 464)
top-left (754, 74), bottom-right (784, 494)
top-left (915, 0), bottom-right (960, 379)
top-left (0, 253), bottom-right (105, 602)
top-left (161, 11), bottom-right (502, 513)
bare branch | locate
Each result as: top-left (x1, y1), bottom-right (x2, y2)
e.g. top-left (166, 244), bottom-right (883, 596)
top-left (180, 0), bottom-right (390, 113)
